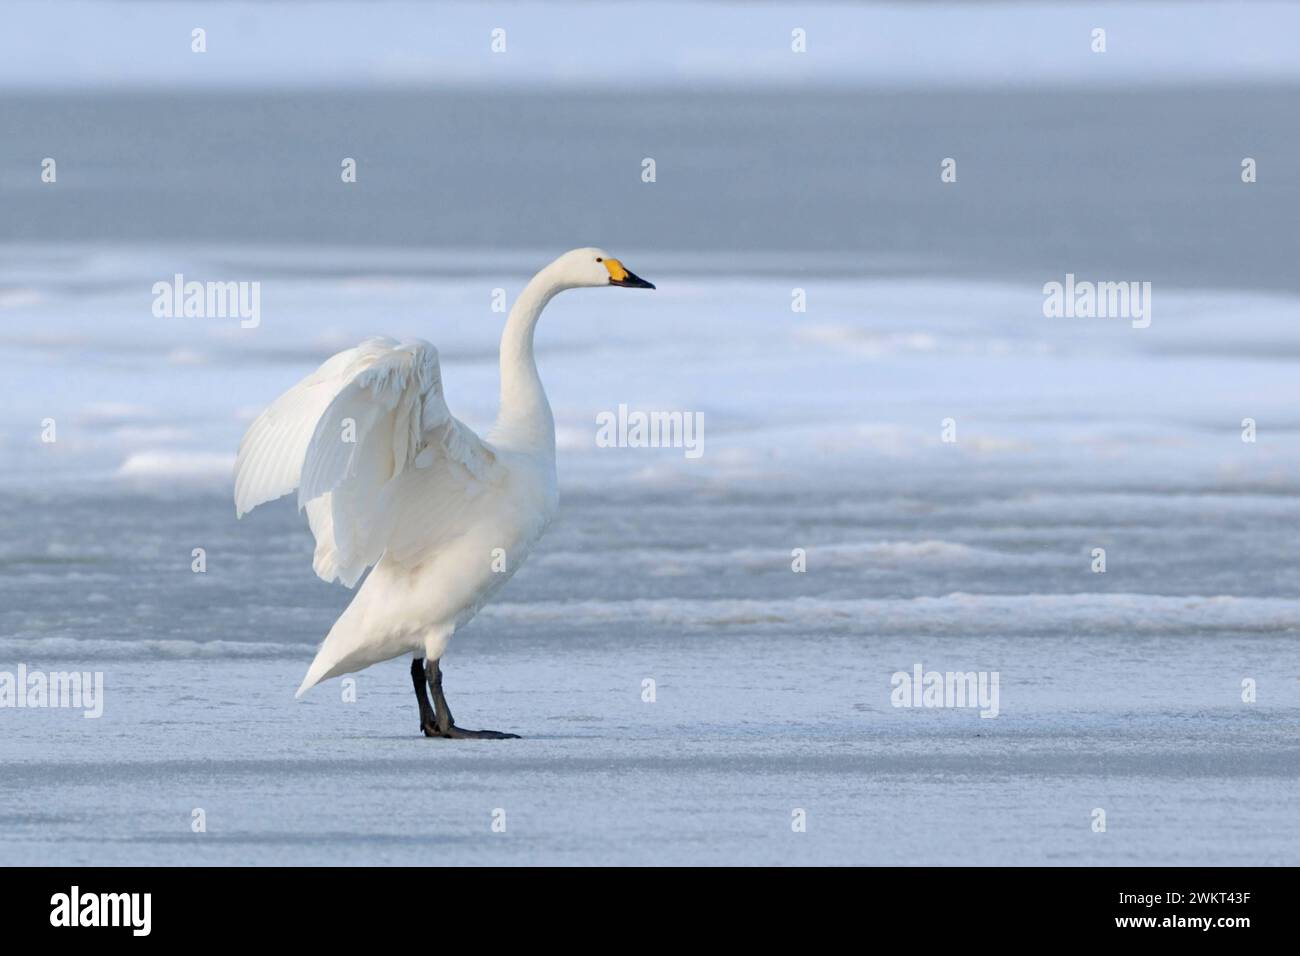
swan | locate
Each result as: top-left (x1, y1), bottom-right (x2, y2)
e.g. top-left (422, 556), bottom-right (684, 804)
top-left (233, 248), bottom-right (654, 738)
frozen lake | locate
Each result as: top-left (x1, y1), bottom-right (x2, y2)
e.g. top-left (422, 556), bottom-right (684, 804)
top-left (2, 254), bottom-right (1299, 863)
top-left (1, 643), bottom-right (1297, 866)
top-left (2, 79), bottom-right (1299, 865)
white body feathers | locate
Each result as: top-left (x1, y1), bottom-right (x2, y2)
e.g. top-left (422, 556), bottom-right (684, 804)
top-left (233, 250), bottom-right (626, 696)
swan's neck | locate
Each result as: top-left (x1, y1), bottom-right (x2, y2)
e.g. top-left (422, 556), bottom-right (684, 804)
top-left (494, 267), bottom-right (560, 455)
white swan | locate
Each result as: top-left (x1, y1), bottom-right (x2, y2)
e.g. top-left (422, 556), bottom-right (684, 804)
top-left (234, 248), bottom-right (654, 738)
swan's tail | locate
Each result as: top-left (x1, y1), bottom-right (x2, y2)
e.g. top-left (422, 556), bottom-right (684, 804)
top-left (293, 574), bottom-right (438, 698)
top-left (294, 596), bottom-right (371, 698)
top-left (294, 648), bottom-right (338, 698)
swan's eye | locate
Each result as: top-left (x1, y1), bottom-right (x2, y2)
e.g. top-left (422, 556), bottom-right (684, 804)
top-left (595, 257), bottom-right (602, 262)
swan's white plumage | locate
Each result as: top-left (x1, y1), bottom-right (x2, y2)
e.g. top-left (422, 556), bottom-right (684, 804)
top-left (234, 344), bottom-right (368, 521)
top-left (235, 337), bottom-right (500, 589)
top-left (234, 248), bottom-right (646, 701)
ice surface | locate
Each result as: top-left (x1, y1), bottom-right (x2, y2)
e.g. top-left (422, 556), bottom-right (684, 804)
top-left (4, 2), bottom-right (1300, 90)
top-left (1, 645), bottom-right (1297, 866)
top-left (2, 52), bottom-right (1298, 863)
top-left (1, 244), bottom-right (1298, 865)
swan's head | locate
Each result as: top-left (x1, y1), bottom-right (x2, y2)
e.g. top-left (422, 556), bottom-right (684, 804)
top-left (553, 247), bottom-right (655, 290)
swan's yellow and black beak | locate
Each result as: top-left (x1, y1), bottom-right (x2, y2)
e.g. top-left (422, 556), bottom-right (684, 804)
top-left (604, 258), bottom-right (655, 289)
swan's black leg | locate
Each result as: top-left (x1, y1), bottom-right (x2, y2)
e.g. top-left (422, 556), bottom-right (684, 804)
top-left (425, 658), bottom-right (520, 740)
top-left (411, 657), bottom-right (439, 737)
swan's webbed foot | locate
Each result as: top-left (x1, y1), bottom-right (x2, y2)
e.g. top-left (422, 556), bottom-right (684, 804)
top-left (434, 724), bottom-right (520, 740)
top-left (411, 656), bottom-right (520, 740)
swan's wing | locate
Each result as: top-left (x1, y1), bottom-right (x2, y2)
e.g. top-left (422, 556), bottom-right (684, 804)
top-left (298, 339), bottom-right (501, 585)
top-left (235, 337), bottom-right (501, 587)
top-left (234, 338), bottom-right (396, 518)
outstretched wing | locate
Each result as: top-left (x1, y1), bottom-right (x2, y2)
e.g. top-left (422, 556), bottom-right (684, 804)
top-left (234, 341), bottom-right (385, 520)
top-left (234, 337), bottom-right (500, 586)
